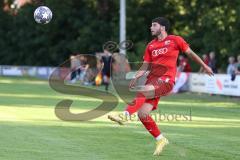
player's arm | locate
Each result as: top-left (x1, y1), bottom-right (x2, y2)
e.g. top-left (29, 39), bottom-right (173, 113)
top-left (135, 61), bottom-right (149, 78)
top-left (129, 61), bottom-right (150, 88)
top-left (129, 43), bottom-right (151, 88)
top-left (185, 48), bottom-right (214, 76)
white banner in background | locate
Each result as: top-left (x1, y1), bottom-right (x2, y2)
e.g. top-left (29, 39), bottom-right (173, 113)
top-left (189, 73), bottom-right (240, 96)
top-left (125, 71), bottom-right (239, 96)
top-left (173, 72), bottom-right (189, 93)
top-left (0, 65), bottom-right (55, 79)
top-left (2, 66), bottom-right (23, 76)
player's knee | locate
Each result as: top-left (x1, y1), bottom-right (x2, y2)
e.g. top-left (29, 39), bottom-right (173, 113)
top-left (145, 85), bottom-right (155, 92)
top-left (137, 110), bottom-right (148, 119)
top-left (141, 85), bottom-right (155, 98)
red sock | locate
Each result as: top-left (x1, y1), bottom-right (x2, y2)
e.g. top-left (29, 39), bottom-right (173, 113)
top-left (139, 115), bottom-right (161, 138)
top-left (125, 93), bottom-right (146, 115)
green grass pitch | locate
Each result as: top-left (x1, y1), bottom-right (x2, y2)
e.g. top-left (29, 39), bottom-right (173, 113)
top-left (0, 76), bottom-right (239, 160)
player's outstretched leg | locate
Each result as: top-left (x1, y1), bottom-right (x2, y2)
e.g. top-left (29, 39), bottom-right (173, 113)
top-left (108, 92), bottom-right (146, 125)
top-left (137, 103), bottom-right (169, 156)
top-left (108, 84), bottom-right (156, 125)
top-left (107, 114), bottom-right (125, 125)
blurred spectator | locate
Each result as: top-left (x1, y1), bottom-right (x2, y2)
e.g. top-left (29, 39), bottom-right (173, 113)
top-left (96, 49), bottom-right (114, 91)
top-left (202, 54), bottom-right (209, 65)
top-left (199, 54), bottom-right (209, 73)
top-left (83, 56), bottom-right (97, 85)
top-left (178, 55), bottom-right (192, 72)
top-left (112, 53), bottom-right (131, 73)
top-left (208, 51), bottom-right (218, 73)
top-left (94, 58), bottom-right (103, 86)
top-left (226, 56), bottom-right (236, 81)
top-left (70, 54), bottom-right (88, 84)
top-left (3, 0), bottom-right (10, 12)
top-left (70, 55), bottom-right (81, 83)
top-left (235, 55), bottom-right (240, 75)
top-left (78, 55), bottom-right (89, 82)
top-left (226, 56), bottom-right (236, 75)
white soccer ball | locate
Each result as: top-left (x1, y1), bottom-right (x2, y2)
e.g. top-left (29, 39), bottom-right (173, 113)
top-left (34, 6), bottom-right (53, 24)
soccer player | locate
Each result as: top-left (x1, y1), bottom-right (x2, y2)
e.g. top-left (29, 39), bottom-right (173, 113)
top-left (108, 17), bottom-right (214, 156)
top-left (98, 48), bottom-right (114, 91)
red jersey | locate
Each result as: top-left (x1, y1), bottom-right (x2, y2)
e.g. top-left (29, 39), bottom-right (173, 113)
top-left (203, 57), bottom-right (209, 65)
top-left (143, 35), bottom-right (189, 83)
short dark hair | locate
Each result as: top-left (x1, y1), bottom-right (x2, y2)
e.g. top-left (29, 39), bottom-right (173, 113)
top-left (152, 17), bottom-right (170, 32)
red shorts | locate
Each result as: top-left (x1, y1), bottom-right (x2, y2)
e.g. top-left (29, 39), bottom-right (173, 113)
top-left (145, 76), bottom-right (174, 110)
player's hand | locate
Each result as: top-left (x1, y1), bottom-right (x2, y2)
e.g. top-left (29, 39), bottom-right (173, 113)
top-left (129, 70), bottom-right (146, 89)
top-left (129, 78), bottom-right (138, 89)
top-left (203, 65), bottom-right (214, 76)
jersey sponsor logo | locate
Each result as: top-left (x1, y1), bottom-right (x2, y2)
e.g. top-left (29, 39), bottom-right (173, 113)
top-left (152, 47), bottom-right (168, 57)
top-left (165, 40), bottom-right (171, 46)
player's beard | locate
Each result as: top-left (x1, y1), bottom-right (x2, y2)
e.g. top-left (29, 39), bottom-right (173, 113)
top-left (152, 29), bottom-right (161, 37)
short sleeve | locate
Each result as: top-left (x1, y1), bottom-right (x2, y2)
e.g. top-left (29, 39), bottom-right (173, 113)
top-left (143, 44), bottom-right (151, 62)
top-left (175, 36), bottom-right (189, 52)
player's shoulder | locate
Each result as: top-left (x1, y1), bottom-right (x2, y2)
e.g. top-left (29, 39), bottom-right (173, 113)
top-left (147, 38), bottom-right (157, 45)
top-left (168, 35), bottom-right (185, 40)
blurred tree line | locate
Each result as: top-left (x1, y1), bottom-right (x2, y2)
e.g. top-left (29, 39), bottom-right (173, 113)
top-left (0, 0), bottom-right (239, 70)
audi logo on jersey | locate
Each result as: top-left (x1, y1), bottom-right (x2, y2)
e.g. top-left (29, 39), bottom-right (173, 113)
top-left (152, 48), bottom-right (168, 57)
